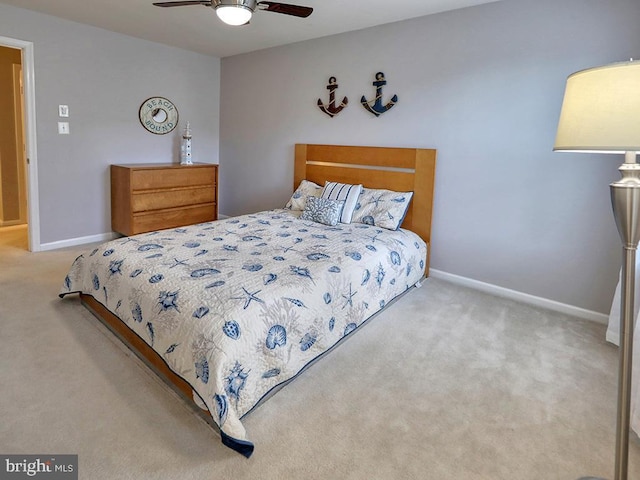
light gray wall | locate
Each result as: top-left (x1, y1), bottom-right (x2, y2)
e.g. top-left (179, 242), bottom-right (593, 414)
top-left (220, 0), bottom-right (640, 315)
top-left (0, 3), bottom-right (221, 244)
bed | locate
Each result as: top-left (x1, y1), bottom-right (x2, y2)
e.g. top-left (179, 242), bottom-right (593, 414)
top-left (59, 144), bottom-right (437, 457)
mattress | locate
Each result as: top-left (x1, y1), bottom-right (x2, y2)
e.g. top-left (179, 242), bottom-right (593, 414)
top-left (59, 209), bottom-right (427, 456)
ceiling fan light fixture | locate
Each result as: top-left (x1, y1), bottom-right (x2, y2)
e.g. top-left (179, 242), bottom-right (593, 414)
top-left (215, 5), bottom-right (253, 25)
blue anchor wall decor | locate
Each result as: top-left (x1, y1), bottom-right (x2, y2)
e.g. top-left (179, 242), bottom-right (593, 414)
top-left (361, 72), bottom-right (398, 117)
top-left (317, 76), bottom-right (348, 118)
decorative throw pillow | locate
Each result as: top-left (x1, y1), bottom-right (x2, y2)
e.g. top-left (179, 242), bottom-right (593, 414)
top-left (300, 196), bottom-right (344, 226)
top-left (352, 188), bottom-right (414, 230)
top-left (320, 182), bottom-right (362, 223)
top-left (285, 180), bottom-right (322, 211)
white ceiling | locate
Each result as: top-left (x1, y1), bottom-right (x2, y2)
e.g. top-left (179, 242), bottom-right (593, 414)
top-left (0, 0), bottom-right (505, 58)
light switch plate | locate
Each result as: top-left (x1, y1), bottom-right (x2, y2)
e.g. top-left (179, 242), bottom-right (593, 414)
top-left (58, 105), bottom-right (69, 117)
top-left (58, 122), bottom-right (70, 134)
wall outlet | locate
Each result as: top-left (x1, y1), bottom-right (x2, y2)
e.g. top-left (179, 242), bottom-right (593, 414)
top-left (58, 122), bottom-right (70, 134)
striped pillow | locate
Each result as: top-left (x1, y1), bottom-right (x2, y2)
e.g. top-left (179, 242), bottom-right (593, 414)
top-left (321, 182), bottom-right (362, 223)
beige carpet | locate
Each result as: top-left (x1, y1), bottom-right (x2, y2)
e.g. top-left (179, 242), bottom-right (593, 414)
top-left (1, 228), bottom-right (638, 479)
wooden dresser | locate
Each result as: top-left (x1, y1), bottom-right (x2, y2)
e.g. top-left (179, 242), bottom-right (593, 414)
top-left (111, 163), bottom-right (218, 236)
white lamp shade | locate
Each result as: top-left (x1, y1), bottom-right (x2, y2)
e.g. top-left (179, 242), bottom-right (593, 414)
top-left (554, 60), bottom-right (640, 153)
top-left (216, 5), bottom-right (252, 25)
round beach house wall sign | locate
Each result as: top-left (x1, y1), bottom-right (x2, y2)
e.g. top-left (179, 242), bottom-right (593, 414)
top-left (139, 96), bottom-right (179, 135)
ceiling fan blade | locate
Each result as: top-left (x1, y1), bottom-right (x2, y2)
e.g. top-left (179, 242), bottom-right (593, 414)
top-left (257, 2), bottom-right (313, 18)
top-left (153, 1), bottom-right (212, 7)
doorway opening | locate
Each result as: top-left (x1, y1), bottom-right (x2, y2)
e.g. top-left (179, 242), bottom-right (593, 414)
top-left (0, 36), bottom-right (40, 252)
top-left (0, 45), bottom-right (27, 249)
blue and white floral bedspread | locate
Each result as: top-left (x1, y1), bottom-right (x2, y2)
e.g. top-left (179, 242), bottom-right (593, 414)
top-left (59, 209), bottom-right (427, 457)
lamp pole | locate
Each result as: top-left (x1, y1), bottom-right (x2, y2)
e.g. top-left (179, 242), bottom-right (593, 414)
top-left (609, 151), bottom-right (640, 480)
top-left (577, 152), bottom-right (640, 480)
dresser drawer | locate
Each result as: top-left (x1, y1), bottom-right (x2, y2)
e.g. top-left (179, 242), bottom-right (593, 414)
top-left (131, 166), bottom-right (215, 190)
top-left (132, 204), bottom-right (216, 233)
top-left (132, 186), bottom-right (215, 212)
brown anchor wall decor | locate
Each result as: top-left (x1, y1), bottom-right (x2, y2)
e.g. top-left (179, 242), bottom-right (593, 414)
top-left (317, 76), bottom-right (349, 118)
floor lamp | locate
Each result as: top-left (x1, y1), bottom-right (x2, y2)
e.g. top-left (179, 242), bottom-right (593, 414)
top-left (554, 60), bottom-right (640, 480)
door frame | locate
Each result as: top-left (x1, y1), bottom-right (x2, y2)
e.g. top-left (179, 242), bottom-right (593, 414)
top-left (0, 36), bottom-right (40, 251)
top-left (13, 64), bottom-right (28, 225)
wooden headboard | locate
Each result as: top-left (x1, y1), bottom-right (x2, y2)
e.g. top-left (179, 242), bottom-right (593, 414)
top-left (294, 143), bottom-right (437, 248)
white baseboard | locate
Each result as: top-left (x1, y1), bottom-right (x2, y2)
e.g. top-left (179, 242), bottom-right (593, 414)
top-left (606, 329), bottom-right (619, 345)
top-left (40, 232), bottom-right (120, 251)
top-left (429, 269), bottom-right (609, 325)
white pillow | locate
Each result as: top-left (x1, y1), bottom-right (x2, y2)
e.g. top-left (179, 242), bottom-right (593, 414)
top-left (352, 187), bottom-right (413, 230)
top-left (285, 180), bottom-right (322, 211)
top-left (321, 182), bottom-right (362, 223)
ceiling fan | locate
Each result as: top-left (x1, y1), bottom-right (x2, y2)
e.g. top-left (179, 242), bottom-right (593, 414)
top-left (152, 0), bottom-right (313, 26)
